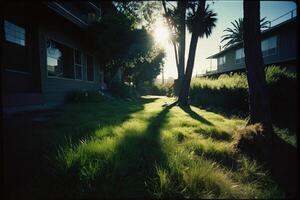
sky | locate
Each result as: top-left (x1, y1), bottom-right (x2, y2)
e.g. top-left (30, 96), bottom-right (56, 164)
top-left (155, 1), bottom-right (297, 80)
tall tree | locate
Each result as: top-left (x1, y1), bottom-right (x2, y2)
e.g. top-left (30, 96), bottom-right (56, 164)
top-left (243, 1), bottom-right (273, 136)
top-left (176, 1), bottom-right (187, 94)
top-left (178, 1), bottom-right (217, 106)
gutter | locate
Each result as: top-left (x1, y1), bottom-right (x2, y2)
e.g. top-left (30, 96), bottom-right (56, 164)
top-left (44, 2), bottom-right (89, 28)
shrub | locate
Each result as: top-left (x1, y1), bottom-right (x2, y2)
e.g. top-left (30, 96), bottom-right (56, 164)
top-left (149, 83), bottom-right (174, 97)
top-left (66, 90), bottom-right (107, 103)
top-left (232, 123), bottom-right (269, 158)
top-left (110, 82), bottom-right (139, 99)
top-left (190, 65), bottom-right (296, 129)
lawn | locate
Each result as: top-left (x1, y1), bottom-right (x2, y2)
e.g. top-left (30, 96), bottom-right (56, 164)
top-left (3, 96), bottom-right (285, 199)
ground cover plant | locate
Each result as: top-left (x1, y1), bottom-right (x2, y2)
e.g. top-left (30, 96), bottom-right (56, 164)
top-left (3, 96), bottom-right (287, 199)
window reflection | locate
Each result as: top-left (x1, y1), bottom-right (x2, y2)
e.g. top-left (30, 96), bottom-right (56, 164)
top-left (47, 40), bottom-right (63, 77)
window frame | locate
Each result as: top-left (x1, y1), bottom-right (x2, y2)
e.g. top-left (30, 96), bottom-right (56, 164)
top-left (46, 40), bottom-right (64, 77)
top-left (235, 48), bottom-right (245, 64)
top-left (45, 38), bottom-right (98, 83)
top-left (74, 49), bottom-right (84, 80)
top-left (4, 20), bottom-right (26, 47)
top-left (3, 19), bottom-right (31, 74)
top-left (46, 38), bottom-right (75, 81)
top-left (261, 36), bottom-right (278, 57)
top-left (218, 55), bottom-right (226, 66)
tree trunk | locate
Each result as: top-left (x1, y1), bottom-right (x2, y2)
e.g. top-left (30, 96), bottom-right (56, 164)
top-left (243, 1), bottom-right (274, 136)
top-left (176, 0), bottom-right (186, 94)
top-left (162, 0), bottom-right (179, 74)
top-left (178, 0), bottom-right (205, 106)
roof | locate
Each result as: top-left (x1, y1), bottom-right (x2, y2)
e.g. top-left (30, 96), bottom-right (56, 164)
top-left (44, 2), bottom-right (101, 28)
top-left (207, 16), bottom-right (297, 59)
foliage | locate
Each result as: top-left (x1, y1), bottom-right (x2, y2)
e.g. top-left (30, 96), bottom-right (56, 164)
top-left (136, 49), bottom-right (165, 88)
top-left (86, 2), bottom-right (163, 91)
top-left (186, 4), bottom-right (218, 38)
top-left (66, 90), bottom-right (108, 103)
top-left (146, 83), bottom-right (174, 97)
top-left (109, 81), bottom-right (139, 99)
top-left (221, 17), bottom-right (270, 49)
top-left (190, 66), bottom-right (296, 129)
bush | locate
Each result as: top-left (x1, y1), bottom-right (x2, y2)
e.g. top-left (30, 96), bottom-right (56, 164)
top-left (110, 81), bottom-right (139, 99)
top-left (149, 83), bottom-right (173, 97)
top-left (190, 65), bottom-right (296, 129)
top-left (232, 123), bottom-right (269, 158)
top-left (66, 90), bottom-right (108, 103)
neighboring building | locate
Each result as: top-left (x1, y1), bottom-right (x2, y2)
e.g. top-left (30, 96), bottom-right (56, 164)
top-left (206, 13), bottom-right (297, 76)
top-left (2, 2), bottom-right (105, 112)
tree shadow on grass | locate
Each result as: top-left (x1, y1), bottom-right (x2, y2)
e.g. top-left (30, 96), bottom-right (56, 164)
top-left (194, 127), bottom-right (232, 141)
top-left (264, 135), bottom-right (297, 198)
top-left (179, 105), bottom-right (214, 126)
top-left (76, 101), bottom-right (178, 198)
top-left (3, 96), bottom-right (159, 199)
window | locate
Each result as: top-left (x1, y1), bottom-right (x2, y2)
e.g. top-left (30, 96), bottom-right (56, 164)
top-left (235, 48), bottom-right (245, 64)
top-left (74, 50), bottom-right (83, 80)
top-left (261, 36), bottom-right (277, 57)
top-left (47, 41), bottom-right (63, 77)
top-left (47, 40), bottom-right (74, 78)
top-left (218, 55), bottom-right (226, 65)
top-left (87, 55), bottom-right (94, 81)
top-left (4, 20), bottom-right (26, 46)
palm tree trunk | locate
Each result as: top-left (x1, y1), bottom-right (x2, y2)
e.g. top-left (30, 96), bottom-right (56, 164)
top-left (178, 33), bottom-right (198, 106)
top-left (243, 1), bottom-right (273, 136)
top-left (176, 0), bottom-right (186, 94)
top-left (178, 0), bottom-right (205, 106)
top-left (173, 42), bottom-right (179, 73)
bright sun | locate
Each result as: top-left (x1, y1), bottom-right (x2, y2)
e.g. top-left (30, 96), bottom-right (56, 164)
top-left (152, 20), bottom-right (171, 47)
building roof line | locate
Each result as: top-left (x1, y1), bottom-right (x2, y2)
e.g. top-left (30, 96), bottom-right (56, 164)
top-left (207, 13), bottom-right (297, 59)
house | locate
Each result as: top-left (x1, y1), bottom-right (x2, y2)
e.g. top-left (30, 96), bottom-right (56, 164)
top-left (2, 2), bottom-right (106, 113)
top-left (206, 12), bottom-right (297, 76)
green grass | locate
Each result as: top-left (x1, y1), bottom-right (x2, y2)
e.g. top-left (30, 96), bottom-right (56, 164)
top-left (4, 96), bottom-right (286, 199)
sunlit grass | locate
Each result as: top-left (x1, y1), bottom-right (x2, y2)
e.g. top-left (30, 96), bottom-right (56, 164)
top-left (51, 96), bottom-right (284, 198)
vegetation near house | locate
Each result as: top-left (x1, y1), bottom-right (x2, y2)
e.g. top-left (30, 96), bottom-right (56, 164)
top-left (3, 1), bottom-right (297, 199)
top-left (190, 66), bottom-right (297, 131)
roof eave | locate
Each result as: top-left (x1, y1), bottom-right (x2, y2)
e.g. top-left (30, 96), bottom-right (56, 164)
top-left (44, 2), bottom-right (89, 28)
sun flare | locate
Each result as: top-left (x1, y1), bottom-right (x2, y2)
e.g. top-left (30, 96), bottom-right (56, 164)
top-left (152, 20), bottom-right (171, 47)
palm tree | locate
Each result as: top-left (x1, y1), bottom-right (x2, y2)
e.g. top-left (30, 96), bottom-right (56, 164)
top-left (243, 1), bottom-right (273, 136)
top-left (178, 2), bottom-right (217, 106)
top-left (221, 17), bottom-right (270, 49)
top-left (186, 4), bottom-right (218, 38)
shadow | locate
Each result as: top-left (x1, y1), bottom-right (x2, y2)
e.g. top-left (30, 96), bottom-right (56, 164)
top-left (3, 96), bottom-right (159, 199)
top-left (264, 135), bottom-right (297, 198)
top-left (194, 148), bottom-right (239, 171)
top-left (194, 127), bottom-right (231, 141)
top-left (76, 101), bottom-right (177, 198)
top-left (179, 105), bottom-right (214, 126)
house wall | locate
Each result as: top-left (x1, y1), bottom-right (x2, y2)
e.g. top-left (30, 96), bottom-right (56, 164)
top-left (38, 5), bottom-right (103, 105)
top-left (214, 19), bottom-right (297, 74)
top-left (2, 3), bottom-right (43, 107)
top-left (2, 3), bottom-right (104, 108)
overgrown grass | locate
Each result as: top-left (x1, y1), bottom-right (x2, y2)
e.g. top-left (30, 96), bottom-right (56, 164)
top-left (4, 96), bottom-right (286, 199)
